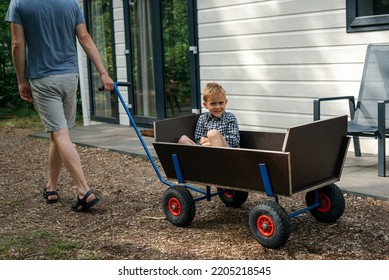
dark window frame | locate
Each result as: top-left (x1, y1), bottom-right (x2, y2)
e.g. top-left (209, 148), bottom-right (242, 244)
top-left (83, 0), bottom-right (118, 124)
top-left (347, 0), bottom-right (389, 32)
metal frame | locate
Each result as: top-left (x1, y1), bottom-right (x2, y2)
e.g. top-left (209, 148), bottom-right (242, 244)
top-left (346, 0), bottom-right (389, 33)
top-left (259, 163), bottom-right (320, 219)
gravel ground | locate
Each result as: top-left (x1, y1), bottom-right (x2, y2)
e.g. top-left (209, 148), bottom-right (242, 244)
top-left (0, 126), bottom-right (388, 260)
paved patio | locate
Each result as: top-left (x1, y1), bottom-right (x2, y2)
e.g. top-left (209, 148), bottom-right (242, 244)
top-left (31, 123), bottom-right (389, 200)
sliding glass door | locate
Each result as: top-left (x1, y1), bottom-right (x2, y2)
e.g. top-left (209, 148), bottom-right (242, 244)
top-left (86, 0), bottom-right (118, 123)
top-left (124, 0), bottom-right (199, 125)
top-left (130, 0), bottom-right (156, 119)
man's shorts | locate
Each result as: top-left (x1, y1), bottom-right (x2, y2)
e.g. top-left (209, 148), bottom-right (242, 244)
top-left (29, 73), bottom-right (79, 132)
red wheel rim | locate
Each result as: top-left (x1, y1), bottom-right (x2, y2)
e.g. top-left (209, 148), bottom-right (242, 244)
top-left (168, 197), bottom-right (182, 216)
top-left (257, 215), bottom-right (275, 237)
top-left (224, 190), bottom-right (235, 198)
top-left (317, 193), bottom-right (331, 213)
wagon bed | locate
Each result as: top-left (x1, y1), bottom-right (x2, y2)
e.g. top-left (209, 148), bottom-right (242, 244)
top-left (153, 114), bottom-right (349, 196)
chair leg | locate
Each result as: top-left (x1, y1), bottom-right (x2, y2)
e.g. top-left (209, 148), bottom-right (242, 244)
top-left (353, 136), bottom-right (361, 157)
top-left (377, 101), bottom-right (386, 177)
top-left (378, 136), bottom-right (386, 177)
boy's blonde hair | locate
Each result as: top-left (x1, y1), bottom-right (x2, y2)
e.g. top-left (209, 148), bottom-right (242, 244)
top-left (202, 82), bottom-right (227, 102)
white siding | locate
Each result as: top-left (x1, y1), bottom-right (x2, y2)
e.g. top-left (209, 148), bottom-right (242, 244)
top-left (112, 0), bottom-right (130, 125)
top-left (197, 0), bottom-right (389, 144)
top-left (77, 0), bottom-right (389, 154)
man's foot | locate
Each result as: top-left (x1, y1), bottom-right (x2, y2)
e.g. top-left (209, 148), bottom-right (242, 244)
top-left (43, 188), bottom-right (59, 204)
top-left (71, 190), bottom-right (100, 212)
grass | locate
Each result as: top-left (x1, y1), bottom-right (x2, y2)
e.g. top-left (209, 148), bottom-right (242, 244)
top-left (0, 108), bottom-right (44, 130)
top-left (0, 230), bottom-right (80, 259)
top-left (0, 107), bottom-right (83, 130)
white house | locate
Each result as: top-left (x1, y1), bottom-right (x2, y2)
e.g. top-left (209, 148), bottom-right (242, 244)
top-left (78, 0), bottom-right (389, 155)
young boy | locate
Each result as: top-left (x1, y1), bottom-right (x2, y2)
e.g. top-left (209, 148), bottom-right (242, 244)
top-left (179, 82), bottom-right (240, 147)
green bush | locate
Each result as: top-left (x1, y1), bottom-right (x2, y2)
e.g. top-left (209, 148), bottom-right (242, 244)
top-left (0, 2), bottom-right (30, 112)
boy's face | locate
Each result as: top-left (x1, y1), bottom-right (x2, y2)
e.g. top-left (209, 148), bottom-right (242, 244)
top-left (203, 93), bottom-right (228, 118)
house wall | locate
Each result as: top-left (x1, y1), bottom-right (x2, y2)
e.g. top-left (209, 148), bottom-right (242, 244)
top-left (197, 0), bottom-right (389, 154)
top-left (78, 0), bottom-right (389, 154)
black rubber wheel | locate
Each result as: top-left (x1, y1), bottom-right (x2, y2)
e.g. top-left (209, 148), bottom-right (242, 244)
top-left (249, 200), bottom-right (291, 249)
top-left (305, 184), bottom-right (345, 223)
top-left (162, 185), bottom-right (196, 227)
top-left (217, 188), bottom-right (249, 208)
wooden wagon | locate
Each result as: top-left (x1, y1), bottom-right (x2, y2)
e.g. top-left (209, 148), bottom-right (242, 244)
top-left (111, 82), bottom-right (350, 248)
top-left (153, 114), bottom-right (350, 248)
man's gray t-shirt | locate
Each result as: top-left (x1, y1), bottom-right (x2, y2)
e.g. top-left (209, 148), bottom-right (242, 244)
top-left (5, 0), bottom-right (85, 78)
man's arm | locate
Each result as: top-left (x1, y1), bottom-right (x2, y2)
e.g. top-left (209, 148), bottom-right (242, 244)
top-left (75, 23), bottom-right (114, 91)
top-left (10, 23), bottom-right (32, 103)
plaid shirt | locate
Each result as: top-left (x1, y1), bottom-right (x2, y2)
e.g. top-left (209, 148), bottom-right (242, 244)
top-left (194, 112), bottom-right (240, 147)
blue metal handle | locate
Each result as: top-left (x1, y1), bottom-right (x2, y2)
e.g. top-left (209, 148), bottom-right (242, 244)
top-left (113, 82), bottom-right (173, 187)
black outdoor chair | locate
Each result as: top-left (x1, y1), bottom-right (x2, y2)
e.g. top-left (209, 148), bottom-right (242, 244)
top-left (313, 43), bottom-right (389, 177)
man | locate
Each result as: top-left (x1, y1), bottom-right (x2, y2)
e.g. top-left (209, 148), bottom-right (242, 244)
top-left (5, 0), bottom-right (114, 211)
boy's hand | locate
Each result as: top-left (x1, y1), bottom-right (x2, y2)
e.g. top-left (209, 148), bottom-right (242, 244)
top-left (200, 137), bottom-right (211, 146)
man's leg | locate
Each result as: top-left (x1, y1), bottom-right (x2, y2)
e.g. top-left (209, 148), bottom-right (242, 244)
top-left (50, 127), bottom-right (96, 203)
top-left (45, 136), bottom-right (62, 201)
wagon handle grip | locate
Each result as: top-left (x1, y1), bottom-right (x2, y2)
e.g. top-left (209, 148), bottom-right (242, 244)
top-left (98, 82), bottom-right (131, 91)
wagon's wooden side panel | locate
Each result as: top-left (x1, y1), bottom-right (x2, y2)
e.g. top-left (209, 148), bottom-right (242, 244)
top-left (153, 143), bottom-right (292, 196)
top-left (282, 115), bottom-right (349, 193)
top-left (239, 131), bottom-right (285, 151)
top-left (154, 114), bottom-right (200, 143)
top-left (154, 114), bottom-right (285, 151)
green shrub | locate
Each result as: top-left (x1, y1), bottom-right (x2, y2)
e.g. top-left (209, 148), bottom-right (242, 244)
top-left (0, 2), bottom-right (30, 111)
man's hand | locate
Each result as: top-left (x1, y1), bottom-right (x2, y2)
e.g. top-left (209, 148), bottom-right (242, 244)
top-left (18, 81), bottom-right (33, 103)
top-left (100, 73), bottom-right (114, 91)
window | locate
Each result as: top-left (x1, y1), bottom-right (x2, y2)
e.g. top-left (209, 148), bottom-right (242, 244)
top-left (162, 0), bottom-right (192, 118)
top-left (130, 0), bottom-right (156, 118)
top-left (347, 0), bottom-right (389, 32)
top-left (86, 0), bottom-right (117, 122)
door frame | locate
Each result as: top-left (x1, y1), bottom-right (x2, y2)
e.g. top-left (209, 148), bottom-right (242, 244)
top-left (84, 0), bottom-right (119, 124)
top-left (188, 0), bottom-right (201, 113)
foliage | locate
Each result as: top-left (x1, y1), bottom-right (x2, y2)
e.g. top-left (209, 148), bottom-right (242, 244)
top-left (162, 0), bottom-right (191, 104)
top-left (0, 1), bottom-right (80, 121)
top-left (0, 1), bottom-right (28, 111)
top-left (0, 107), bottom-right (44, 130)
top-left (375, 0), bottom-right (389, 14)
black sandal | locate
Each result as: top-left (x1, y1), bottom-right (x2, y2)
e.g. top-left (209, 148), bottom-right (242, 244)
top-left (43, 188), bottom-right (59, 204)
top-left (71, 190), bottom-right (100, 212)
